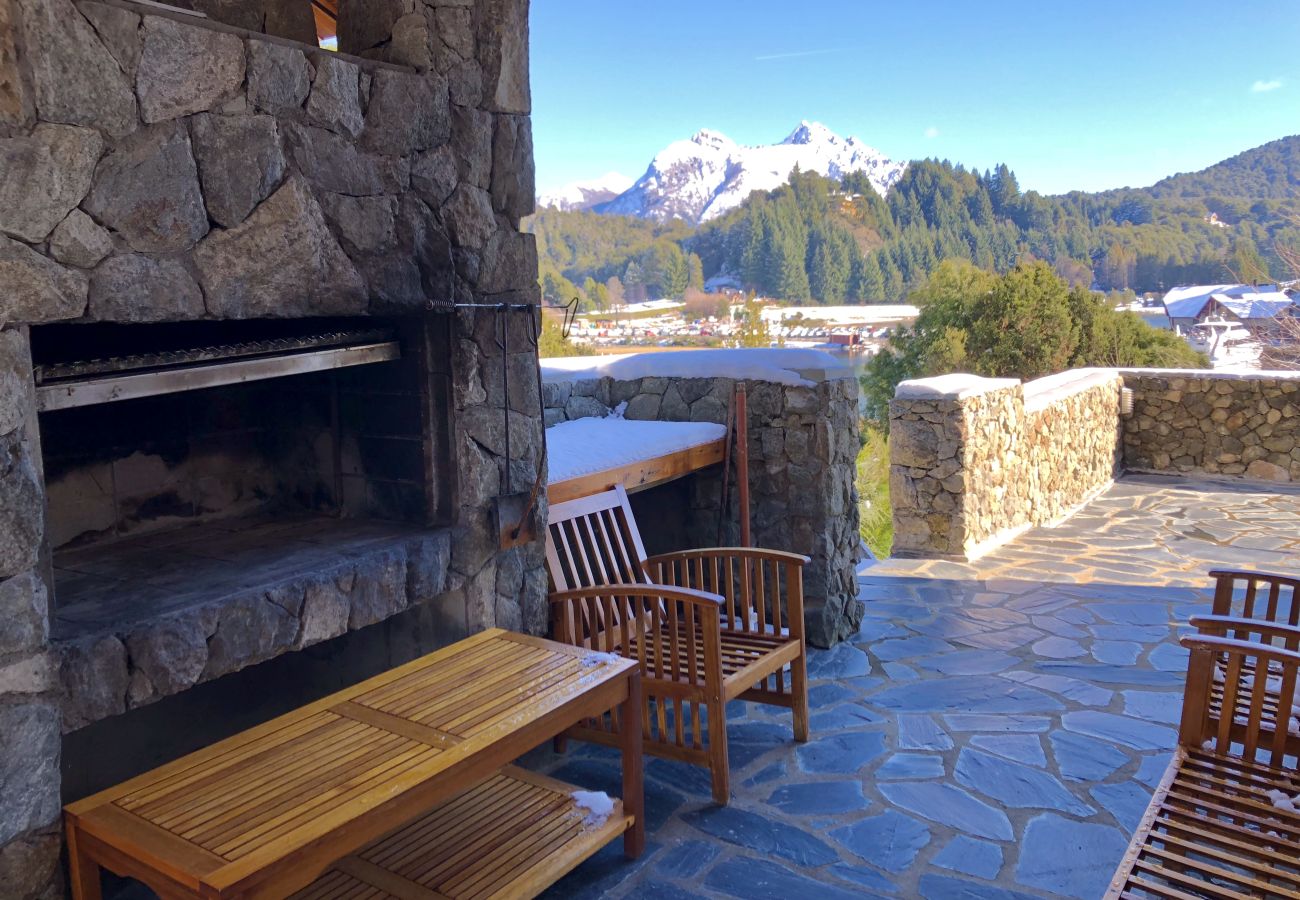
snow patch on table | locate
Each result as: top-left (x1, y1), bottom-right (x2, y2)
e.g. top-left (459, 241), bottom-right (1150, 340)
top-left (540, 348), bottom-right (846, 387)
top-left (547, 417), bottom-right (727, 484)
top-left (571, 790), bottom-right (616, 827)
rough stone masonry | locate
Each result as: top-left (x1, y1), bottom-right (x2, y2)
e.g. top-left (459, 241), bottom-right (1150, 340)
top-left (0, 0), bottom-right (542, 895)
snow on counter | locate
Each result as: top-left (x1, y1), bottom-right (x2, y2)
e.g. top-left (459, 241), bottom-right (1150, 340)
top-left (540, 348), bottom-right (848, 387)
top-left (546, 417), bottom-right (727, 484)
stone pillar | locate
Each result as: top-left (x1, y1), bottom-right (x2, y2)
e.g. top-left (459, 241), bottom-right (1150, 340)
top-left (0, 326), bottom-right (62, 900)
top-left (889, 374), bottom-right (1026, 560)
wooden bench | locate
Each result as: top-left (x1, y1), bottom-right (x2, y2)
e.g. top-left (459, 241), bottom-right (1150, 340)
top-left (1210, 569), bottom-right (1300, 627)
top-left (65, 629), bottom-right (644, 900)
top-left (546, 485), bottom-right (809, 805)
top-left (1106, 620), bottom-right (1300, 898)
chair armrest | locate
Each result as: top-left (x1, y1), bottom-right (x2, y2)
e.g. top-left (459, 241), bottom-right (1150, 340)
top-left (1188, 615), bottom-right (1300, 644)
top-left (549, 584), bottom-right (724, 610)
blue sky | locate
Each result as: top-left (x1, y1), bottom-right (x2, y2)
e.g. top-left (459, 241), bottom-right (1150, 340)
top-left (530, 0), bottom-right (1300, 196)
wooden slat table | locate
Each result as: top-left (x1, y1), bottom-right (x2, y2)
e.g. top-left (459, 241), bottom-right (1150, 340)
top-left (65, 629), bottom-right (644, 900)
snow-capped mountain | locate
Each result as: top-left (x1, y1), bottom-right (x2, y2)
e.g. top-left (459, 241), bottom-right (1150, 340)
top-left (595, 121), bottom-right (906, 224)
top-left (537, 173), bottom-right (634, 212)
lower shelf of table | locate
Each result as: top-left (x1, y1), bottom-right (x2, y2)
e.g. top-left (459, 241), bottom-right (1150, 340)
top-left (290, 766), bottom-right (632, 900)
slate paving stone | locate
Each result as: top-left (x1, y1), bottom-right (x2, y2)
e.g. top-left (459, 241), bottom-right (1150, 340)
top-left (969, 733), bottom-right (1046, 767)
top-left (878, 782), bottom-right (1014, 841)
top-left (1148, 642), bottom-right (1190, 673)
top-left (703, 857), bottom-right (871, 900)
top-left (1093, 640), bottom-right (1143, 665)
top-left (1092, 603), bottom-right (1172, 626)
top-left (897, 714), bottom-right (955, 751)
top-left (856, 619), bottom-right (909, 641)
top-left (1031, 635), bottom-right (1087, 659)
top-left (765, 780), bottom-right (869, 815)
top-left (681, 806), bottom-right (839, 867)
top-left (652, 839), bottom-right (719, 878)
top-left (881, 661), bottom-right (920, 680)
top-left (1089, 624), bottom-right (1171, 642)
top-left (876, 752), bottom-right (945, 779)
top-left (909, 617), bottom-right (987, 640)
top-left (796, 731), bottom-right (887, 773)
top-left (743, 761), bottom-right (786, 787)
top-left (807, 683), bottom-right (855, 707)
top-left (831, 809), bottom-right (932, 871)
top-left (1122, 689), bottom-right (1183, 725)
top-left (807, 641), bottom-right (871, 679)
top-left (918, 874), bottom-right (1040, 900)
top-left (1001, 670), bottom-right (1113, 706)
top-left (914, 649), bottom-right (1019, 675)
top-left (1015, 814), bottom-right (1128, 900)
top-left (828, 863), bottom-right (899, 895)
top-left (873, 677), bottom-right (1063, 714)
top-left (1091, 781), bottom-right (1152, 834)
top-left (1049, 731), bottom-right (1130, 782)
top-left (621, 882), bottom-right (698, 900)
top-left (1135, 752), bottom-right (1173, 788)
top-left (873, 635), bottom-right (956, 661)
top-left (1061, 710), bottom-right (1178, 751)
top-left (1037, 662), bottom-right (1182, 687)
top-left (955, 748), bottom-right (1094, 815)
top-left (1030, 615), bottom-right (1088, 638)
top-left (943, 714), bottom-right (1050, 733)
top-left (809, 704), bottom-right (885, 731)
top-left (931, 835), bottom-right (1004, 879)
top-left (955, 625), bottom-right (1044, 650)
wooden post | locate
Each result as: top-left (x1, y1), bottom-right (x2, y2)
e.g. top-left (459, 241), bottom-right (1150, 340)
top-left (735, 383), bottom-right (750, 548)
top-left (620, 669), bottom-right (645, 858)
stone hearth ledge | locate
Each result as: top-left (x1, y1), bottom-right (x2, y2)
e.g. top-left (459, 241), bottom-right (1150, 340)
top-left (54, 519), bottom-right (452, 732)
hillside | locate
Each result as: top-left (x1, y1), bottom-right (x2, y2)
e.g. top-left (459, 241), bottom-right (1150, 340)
top-left (527, 135), bottom-right (1300, 305)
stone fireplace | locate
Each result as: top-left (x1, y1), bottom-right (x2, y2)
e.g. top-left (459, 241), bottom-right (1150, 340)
top-left (0, 0), bottom-right (542, 896)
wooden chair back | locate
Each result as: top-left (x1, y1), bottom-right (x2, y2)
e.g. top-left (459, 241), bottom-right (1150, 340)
top-left (1181, 626), bottom-right (1300, 768)
top-left (1210, 569), bottom-right (1300, 627)
top-left (546, 486), bottom-right (649, 591)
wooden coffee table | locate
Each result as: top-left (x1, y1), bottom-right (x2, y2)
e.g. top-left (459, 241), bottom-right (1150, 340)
top-left (65, 629), bottom-right (644, 899)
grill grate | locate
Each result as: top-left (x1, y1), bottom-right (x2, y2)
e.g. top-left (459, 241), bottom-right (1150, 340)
top-left (34, 328), bottom-right (396, 385)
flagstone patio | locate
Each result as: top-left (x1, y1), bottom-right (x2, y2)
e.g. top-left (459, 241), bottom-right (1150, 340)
top-left (535, 474), bottom-right (1300, 900)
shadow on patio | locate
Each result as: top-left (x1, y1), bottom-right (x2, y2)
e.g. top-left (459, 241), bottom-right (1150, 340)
top-left (535, 474), bottom-right (1300, 900)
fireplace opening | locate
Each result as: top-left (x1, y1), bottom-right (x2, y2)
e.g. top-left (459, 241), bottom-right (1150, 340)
top-left (32, 315), bottom-right (456, 644)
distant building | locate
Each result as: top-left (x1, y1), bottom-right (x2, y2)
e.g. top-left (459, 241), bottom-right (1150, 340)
top-left (1204, 212), bottom-right (1230, 228)
top-left (1161, 284), bottom-right (1295, 331)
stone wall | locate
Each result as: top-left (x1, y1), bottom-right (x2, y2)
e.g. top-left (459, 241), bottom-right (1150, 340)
top-left (890, 371), bottom-right (1122, 560)
top-left (1122, 370), bottom-right (1300, 482)
top-left (0, 1), bottom-right (540, 895)
top-left (542, 355), bottom-right (864, 647)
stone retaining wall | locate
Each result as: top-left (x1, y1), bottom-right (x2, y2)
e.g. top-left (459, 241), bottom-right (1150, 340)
top-left (890, 371), bottom-right (1122, 560)
top-left (542, 358), bottom-right (864, 647)
top-left (1122, 371), bottom-right (1300, 482)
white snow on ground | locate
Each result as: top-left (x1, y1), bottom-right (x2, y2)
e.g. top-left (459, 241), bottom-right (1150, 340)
top-left (546, 417), bottom-right (726, 484)
top-left (571, 790), bottom-right (615, 827)
top-left (1265, 788), bottom-right (1300, 812)
top-left (540, 348), bottom-right (843, 387)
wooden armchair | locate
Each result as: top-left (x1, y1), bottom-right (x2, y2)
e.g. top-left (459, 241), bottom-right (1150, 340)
top-left (1108, 628), bottom-right (1300, 898)
top-left (545, 486), bottom-right (810, 805)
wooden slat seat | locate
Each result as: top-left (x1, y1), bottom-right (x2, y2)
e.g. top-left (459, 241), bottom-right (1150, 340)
top-left (291, 767), bottom-right (632, 900)
top-left (546, 485), bottom-right (810, 805)
top-left (1108, 626), bottom-right (1300, 899)
top-left (64, 630), bottom-right (645, 900)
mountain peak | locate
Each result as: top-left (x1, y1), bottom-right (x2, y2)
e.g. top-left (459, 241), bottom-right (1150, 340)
top-left (784, 121), bottom-right (839, 146)
top-left (690, 128), bottom-right (736, 150)
top-left (595, 121), bottom-right (906, 224)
